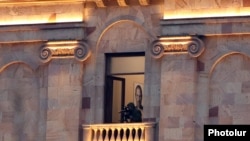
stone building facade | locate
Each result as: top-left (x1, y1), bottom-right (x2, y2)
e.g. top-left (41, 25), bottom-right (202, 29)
top-left (1, 0), bottom-right (250, 141)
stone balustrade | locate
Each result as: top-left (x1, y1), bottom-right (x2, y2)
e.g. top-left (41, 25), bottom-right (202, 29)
top-left (82, 122), bottom-right (156, 141)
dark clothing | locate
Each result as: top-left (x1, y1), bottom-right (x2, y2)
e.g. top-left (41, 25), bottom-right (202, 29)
top-left (129, 108), bottom-right (142, 122)
top-left (123, 102), bottom-right (142, 123)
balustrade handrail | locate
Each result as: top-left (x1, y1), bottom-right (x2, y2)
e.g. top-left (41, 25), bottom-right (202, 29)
top-left (82, 122), bottom-right (157, 141)
top-left (82, 122), bottom-right (156, 128)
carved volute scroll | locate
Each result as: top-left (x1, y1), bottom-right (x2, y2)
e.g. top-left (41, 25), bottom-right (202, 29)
top-left (39, 40), bottom-right (91, 63)
top-left (117, 0), bottom-right (128, 6)
top-left (96, 0), bottom-right (106, 7)
top-left (40, 47), bottom-right (52, 63)
top-left (138, 0), bottom-right (150, 5)
top-left (151, 36), bottom-right (205, 59)
top-left (74, 42), bottom-right (91, 62)
top-left (151, 42), bottom-right (164, 59)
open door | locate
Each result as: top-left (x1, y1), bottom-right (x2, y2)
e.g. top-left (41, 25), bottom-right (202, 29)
top-left (104, 76), bottom-right (125, 123)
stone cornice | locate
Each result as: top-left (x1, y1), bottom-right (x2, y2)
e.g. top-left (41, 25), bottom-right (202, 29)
top-left (151, 36), bottom-right (205, 58)
top-left (161, 16), bottom-right (250, 36)
top-left (0, 22), bottom-right (85, 43)
top-left (0, 0), bottom-right (151, 7)
top-left (161, 16), bottom-right (250, 25)
top-left (0, 22), bottom-right (84, 31)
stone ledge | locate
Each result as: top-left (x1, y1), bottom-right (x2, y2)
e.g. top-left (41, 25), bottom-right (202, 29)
top-left (0, 0), bottom-right (163, 7)
top-left (161, 16), bottom-right (250, 36)
top-left (0, 22), bottom-right (85, 42)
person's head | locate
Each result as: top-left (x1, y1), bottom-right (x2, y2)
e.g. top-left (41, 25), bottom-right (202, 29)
top-left (135, 85), bottom-right (142, 105)
top-left (127, 102), bottom-right (135, 110)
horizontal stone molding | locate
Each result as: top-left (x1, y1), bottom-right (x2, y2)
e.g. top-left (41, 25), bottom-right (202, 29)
top-left (39, 40), bottom-right (91, 63)
top-left (151, 36), bottom-right (205, 58)
top-left (161, 16), bottom-right (250, 36)
top-left (0, 22), bottom-right (85, 43)
top-left (0, 0), bottom-right (151, 7)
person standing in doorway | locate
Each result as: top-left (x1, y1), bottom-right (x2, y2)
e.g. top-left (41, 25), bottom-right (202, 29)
top-left (135, 85), bottom-right (143, 111)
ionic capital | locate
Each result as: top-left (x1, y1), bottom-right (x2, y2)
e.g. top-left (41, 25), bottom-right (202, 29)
top-left (117, 0), bottom-right (128, 6)
top-left (138, 0), bottom-right (150, 5)
top-left (39, 40), bottom-right (91, 63)
top-left (151, 36), bottom-right (205, 59)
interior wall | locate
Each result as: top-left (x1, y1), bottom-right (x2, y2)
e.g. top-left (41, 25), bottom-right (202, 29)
top-left (111, 56), bottom-right (145, 74)
top-left (115, 75), bottom-right (144, 108)
top-left (112, 80), bottom-right (123, 123)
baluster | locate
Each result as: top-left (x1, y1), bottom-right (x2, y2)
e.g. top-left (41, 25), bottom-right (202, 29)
top-left (121, 128), bottom-right (126, 141)
top-left (93, 129), bottom-right (98, 141)
top-left (140, 128), bottom-right (145, 141)
top-left (97, 129), bottom-right (101, 141)
top-left (104, 129), bottom-right (109, 141)
top-left (137, 128), bottom-right (142, 141)
top-left (116, 128), bottom-right (121, 141)
top-left (127, 128), bottom-right (133, 141)
top-left (134, 128), bottom-right (139, 141)
top-left (110, 128), bottom-right (115, 141)
top-left (99, 129), bottom-right (103, 141)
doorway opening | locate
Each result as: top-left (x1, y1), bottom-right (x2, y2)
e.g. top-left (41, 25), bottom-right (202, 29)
top-left (104, 52), bottom-right (145, 123)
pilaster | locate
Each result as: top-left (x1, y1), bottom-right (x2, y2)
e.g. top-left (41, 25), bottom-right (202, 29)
top-left (41, 40), bottom-right (91, 141)
top-left (152, 36), bottom-right (205, 141)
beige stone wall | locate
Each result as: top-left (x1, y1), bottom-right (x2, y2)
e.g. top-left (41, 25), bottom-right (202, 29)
top-left (82, 4), bottom-right (163, 124)
top-left (0, 3), bottom-right (83, 25)
top-left (193, 35), bottom-right (250, 141)
top-left (0, 41), bottom-right (84, 141)
top-left (164, 0), bottom-right (250, 19)
top-left (210, 54), bottom-right (250, 124)
top-left (159, 1), bottom-right (250, 139)
top-left (0, 2), bottom-right (164, 141)
top-left (3, 1), bottom-right (250, 141)
top-left (159, 54), bottom-right (197, 141)
top-left (46, 59), bottom-right (83, 141)
top-left (0, 13), bottom-right (85, 141)
top-left (0, 63), bottom-right (44, 141)
top-left (157, 35), bottom-right (250, 141)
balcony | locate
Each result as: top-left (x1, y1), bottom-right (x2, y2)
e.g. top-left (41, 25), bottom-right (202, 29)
top-left (82, 122), bottom-right (157, 141)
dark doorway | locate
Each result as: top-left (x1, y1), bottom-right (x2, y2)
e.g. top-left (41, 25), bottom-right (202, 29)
top-left (104, 76), bottom-right (125, 123)
top-left (104, 52), bottom-right (145, 123)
